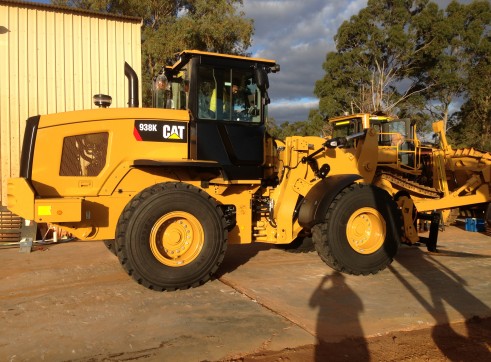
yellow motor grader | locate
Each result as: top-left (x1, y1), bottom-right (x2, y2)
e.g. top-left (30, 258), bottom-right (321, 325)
top-left (8, 50), bottom-right (486, 291)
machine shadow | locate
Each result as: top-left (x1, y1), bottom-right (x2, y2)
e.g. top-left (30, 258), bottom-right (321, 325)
top-left (215, 242), bottom-right (273, 278)
top-left (390, 246), bottom-right (491, 360)
top-left (309, 272), bottom-right (369, 362)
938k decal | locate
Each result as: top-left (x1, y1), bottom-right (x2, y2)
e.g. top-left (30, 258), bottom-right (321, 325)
top-left (134, 120), bottom-right (188, 143)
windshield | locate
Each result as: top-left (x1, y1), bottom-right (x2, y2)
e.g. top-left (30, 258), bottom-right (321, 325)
top-left (197, 65), bottom-right (262, 123)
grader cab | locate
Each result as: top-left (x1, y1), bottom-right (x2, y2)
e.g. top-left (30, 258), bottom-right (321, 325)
top-left (10, 50), bottom-right (482, 291)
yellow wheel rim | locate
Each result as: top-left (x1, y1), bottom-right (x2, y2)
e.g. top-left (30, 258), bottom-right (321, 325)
top-left (150, 211), bottom-right (204, 267)
top-left (346, 207), bottom-right (386, 255)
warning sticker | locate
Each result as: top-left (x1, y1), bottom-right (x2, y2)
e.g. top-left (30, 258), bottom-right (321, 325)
top-left (134, 120), bottom-right (188, 143)
top-left (38, 205), bottom-right (52, 216)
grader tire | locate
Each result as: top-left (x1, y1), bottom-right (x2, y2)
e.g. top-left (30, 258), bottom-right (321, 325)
top-left (312, 184), bottom-right (401, 275)
top-left (116, 182), bottom-right (228, 291)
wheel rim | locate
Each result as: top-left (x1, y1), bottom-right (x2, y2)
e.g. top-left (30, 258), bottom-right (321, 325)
top-left (150, 211), bottom-right (204, 267)
top-left (346, 207), bottom-right (386, 255)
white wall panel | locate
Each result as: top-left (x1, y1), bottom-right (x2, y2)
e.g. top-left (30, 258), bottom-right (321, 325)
top-left (0, 1), bottom-right (141, 204)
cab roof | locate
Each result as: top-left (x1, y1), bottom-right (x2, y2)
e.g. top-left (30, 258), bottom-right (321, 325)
top-left (165, 50), bottom-right (278, 72)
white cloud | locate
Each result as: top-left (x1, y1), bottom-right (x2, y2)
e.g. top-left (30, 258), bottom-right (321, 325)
top-left (242, 0), bottom-right (368, 121)
top-left (268, 98), bottom-right (319, 122)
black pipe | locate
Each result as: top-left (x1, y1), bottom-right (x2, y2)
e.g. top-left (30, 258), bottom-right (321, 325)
top-left (124, 62), bottom-right (139, 108)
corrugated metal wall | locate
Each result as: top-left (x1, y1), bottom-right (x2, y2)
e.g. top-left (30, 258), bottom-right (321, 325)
top-left (0, 1), bottom-right (142, 205)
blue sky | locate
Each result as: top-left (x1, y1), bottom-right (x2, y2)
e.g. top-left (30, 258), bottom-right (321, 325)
top-left (30, 0), bottom-right (463, 122)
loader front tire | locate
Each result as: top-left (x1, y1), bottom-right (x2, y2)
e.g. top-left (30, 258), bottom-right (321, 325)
top-left (312, 183), bottom-right (401, 275)
top-left (116, 182), bottom-right (228, 291)
top-left (103, 239), bottom-right (117, 255)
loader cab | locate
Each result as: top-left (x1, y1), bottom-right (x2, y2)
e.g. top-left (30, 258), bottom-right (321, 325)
top-left (330, 113), bottom-right (420, 170)
top-left (155, 50), bottom-right (279, 180)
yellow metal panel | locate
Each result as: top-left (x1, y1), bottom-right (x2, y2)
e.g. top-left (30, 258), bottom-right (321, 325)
top-left (34, 198), bottom-right (82, 223)
top-left (7, 177), bottom-right (35, 220)
top-left (31, 111), bottom-right (190, 198)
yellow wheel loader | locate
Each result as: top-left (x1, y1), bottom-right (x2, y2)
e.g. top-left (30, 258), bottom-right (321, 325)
top-left (329, 113), bottom-right (491, 249)
top-left (8, 51), bottom-right (416, 290)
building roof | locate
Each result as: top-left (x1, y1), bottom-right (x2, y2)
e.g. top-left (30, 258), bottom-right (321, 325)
top-left (2, 0), bottom-right (142, 23)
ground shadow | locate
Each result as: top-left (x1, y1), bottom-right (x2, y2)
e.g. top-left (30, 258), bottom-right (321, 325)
top-left (215, 243), bottom-right (272, 278)
top-left (390, 246), bottom-right (491, 360)
top-left (309, 271), bottom-right (369, 361)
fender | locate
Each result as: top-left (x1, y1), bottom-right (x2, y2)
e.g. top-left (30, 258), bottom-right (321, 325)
top-left (131, 159), bottom-right (225, 185)
top-left (298, 174), bottom-right (362, 229)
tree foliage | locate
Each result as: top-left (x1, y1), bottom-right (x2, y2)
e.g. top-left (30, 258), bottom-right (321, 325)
top-left (314, 0), bottom-right (490, 149)
top-left (445, 1), bottom-right (491, 149)
top-left (266, 110), bottom-right (329, 141)
top-left (52, 0), bottom-right (253, 105)
top-left (315, 0), bottom-right (432, 118)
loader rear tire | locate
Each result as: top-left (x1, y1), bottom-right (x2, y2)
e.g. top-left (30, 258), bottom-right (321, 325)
top-left (312, 183), bottom-right (401, 275)
top-left (116, 182), bottom-right (228, 291)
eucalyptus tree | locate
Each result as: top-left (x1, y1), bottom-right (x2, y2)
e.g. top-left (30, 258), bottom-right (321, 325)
top-left (314, 0), bottom-right (490, 148)
top-left (315, 0), bottom-right (434, 119)
top-left (445, 1), bottom-right (491, 149)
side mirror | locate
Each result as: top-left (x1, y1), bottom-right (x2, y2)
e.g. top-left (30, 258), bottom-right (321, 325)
top-left (325, 137), bottom-right (347, 148)
top-left (255, 66), bottom-right (269, 93)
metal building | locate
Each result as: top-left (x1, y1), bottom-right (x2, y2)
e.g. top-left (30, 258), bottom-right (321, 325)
top-left (0, 0), bottom-right (141, 241)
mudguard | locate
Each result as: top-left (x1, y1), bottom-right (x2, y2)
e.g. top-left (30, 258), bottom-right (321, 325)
top-left (298, 174), bottom-right (362, 229)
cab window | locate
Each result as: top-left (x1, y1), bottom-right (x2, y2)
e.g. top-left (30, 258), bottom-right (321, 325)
top-left (197, 65), bottom-right (261, 123)
top-left (153, 68), bottom-right (189, 110)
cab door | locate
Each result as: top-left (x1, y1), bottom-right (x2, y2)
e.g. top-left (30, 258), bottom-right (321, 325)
top-left (190, 61), bottom-right (265, 180)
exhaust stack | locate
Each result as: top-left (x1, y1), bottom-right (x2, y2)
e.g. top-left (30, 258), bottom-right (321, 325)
top-left (124, 62), bottom-right (139, 108)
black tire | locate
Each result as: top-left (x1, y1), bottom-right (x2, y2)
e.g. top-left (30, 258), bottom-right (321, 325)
top-left (116, 182), bottom-right (228, 291)
top-left (312, 183), bottom-right (401, 275)
top-left (103, 239), bottom-right (117, 255)
top-left (485, 203), bottom-right (491, 227)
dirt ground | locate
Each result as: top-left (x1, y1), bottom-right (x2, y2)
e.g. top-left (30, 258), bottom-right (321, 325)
top-left (235, 317), bottom-right (491, 361)
top-left (1, 225), bottom-right (491, 361)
